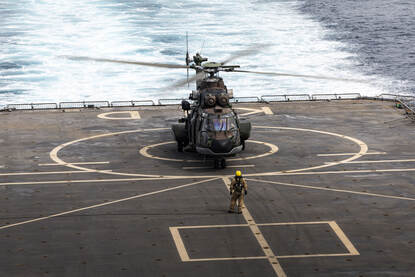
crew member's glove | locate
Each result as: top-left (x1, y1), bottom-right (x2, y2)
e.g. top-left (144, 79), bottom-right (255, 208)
top-left (245, 190), bottom-right (247, 195)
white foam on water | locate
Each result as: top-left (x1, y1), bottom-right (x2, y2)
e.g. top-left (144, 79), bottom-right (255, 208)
top-left (0, 0), bottom-right (396, 104)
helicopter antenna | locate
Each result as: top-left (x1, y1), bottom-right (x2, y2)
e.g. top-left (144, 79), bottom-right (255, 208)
top-left (199, 40), bottom-right (205, 56)
top-left (186, 32), bottom-right (190, 87)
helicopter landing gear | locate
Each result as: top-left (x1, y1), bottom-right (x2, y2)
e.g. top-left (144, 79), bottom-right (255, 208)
top-left (177, 141), bottom-right (184, 152)
top-left (214, 158), bottom-right (226, 169)
top-left (242, 140), bottom-right (246, 151)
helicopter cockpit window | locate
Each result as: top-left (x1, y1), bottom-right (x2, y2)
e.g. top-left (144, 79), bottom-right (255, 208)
top-left (212, 118), bottom-right (227, 131)
top-left (205, 114), bottom-right (236, 132)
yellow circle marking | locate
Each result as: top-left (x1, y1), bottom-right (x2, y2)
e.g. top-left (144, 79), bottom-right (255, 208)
top-left (139, 140), bottom-right (279, 162)
top-left (49, 126), bottom-right (368, 178)
top-left (97, 111), bottom-right (141, 120)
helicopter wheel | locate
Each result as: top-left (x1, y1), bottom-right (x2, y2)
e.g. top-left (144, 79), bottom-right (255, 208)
top-left (177, 141), bottom-right (184, 152)
top-left (214, 158), bottom-right (219, 169)
top-left (220, 158), bottom-right (227, 169)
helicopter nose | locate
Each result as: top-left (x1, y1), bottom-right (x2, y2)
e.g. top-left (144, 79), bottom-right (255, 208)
top-left (211, 139), bottom-right (233, 153)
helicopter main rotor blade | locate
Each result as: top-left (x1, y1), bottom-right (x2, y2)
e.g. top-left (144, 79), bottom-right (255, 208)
top-left (221, 44), bottom-right (270, 65)
top-left (233, 69), bottom-right (368, 83)
top-left (63, 56), bottom-right (189, 69)
top-left (168, 71), bottom-right (205, 89)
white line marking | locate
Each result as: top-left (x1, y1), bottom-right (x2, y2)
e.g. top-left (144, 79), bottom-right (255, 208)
top-left (317, 152), bottom-right (386, 157)
top-left (97, 111), bottom-right (140, 120)
top-left (0, 176), bottom-right (205, 187)
top-left (0, 178), bottom-right (218, 230)
top-left (247, 178), bottom-right (415, 201)
top-left (0, 170), bottom-right (92, 176)
top-left (0, 165), bottom-right (4, 169)
top-left (260, 168), bottom-right (415, 177)
top-left (39, 162), bottom-right (110, 166)
top-left (328, 221), bottom-right (359, 255)
top-left (344, 159), bottom-right (415, 164)
top-left (262, 107), bottom-right (274, 115)
top-left (49, 126), bottom-right (367, 178)
top-left (5, 167), bottom-right (415, 187)
top-left (169, 227), bottom-right (190, 261)
top-left (140, 140), bottom-right (278, 163)
top-left (170, 221), bottom-right (359, 262)
top-left (222, 177), bottom-right (287, 277)
top-left (182, 165), bottom-right (255, 170)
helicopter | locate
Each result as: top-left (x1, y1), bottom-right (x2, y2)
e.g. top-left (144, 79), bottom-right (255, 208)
top-left (65, 38), bottom-right (366, 169)
top-left (171, 52), bottom-right (252, 169)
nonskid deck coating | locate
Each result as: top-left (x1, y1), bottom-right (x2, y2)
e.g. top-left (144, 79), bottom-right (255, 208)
top-left (1, 100), bottom-right (415, 276)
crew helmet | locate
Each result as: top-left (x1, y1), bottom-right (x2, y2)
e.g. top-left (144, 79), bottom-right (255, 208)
top-left (235, 170), bottom-right (242, 177)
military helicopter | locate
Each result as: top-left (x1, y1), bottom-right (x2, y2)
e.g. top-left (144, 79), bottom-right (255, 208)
top-left (65, 38), bottom-right (366, 168)
top-left (171, 52), bottom-right (252, 169)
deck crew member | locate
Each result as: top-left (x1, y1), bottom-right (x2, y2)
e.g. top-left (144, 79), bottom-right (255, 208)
top-left (228, 170), bottom-right (248, 214)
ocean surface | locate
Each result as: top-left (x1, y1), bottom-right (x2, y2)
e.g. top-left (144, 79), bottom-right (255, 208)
top-left (0, 0), bottom-right (414, 105)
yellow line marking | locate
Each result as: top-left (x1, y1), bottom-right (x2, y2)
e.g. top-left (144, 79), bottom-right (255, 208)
top-left (236, 107), bottom-right (264, 116)
top-left (0, 176), bottom-right (210, 187)
top-left (277, 253), bottom-right (356, 259)
top-left (97, 111), bottom-right (141, 120)
top-left (182, 165), bottom-right (255, 170)
top-left (49, 126), bottom-right (367, 178)
top-left (0, 170), bottom-right (91, 176)
top-left (262, 107), bottom-right (274, 115)
top-left (256, 168), bottom-right (415, 177)
top-left (140, 140), bottom-right (278, 163)
top-left (0, 178), bottom-right (218, 230)
top-left (179, 256), bottom-right (268, 262)
top-left (344, 159), bottom-right (415, 164)
top-left (49, 128), bottom-right (171, 178)
top-left (170, 220), bottom-right (358, 264)
top-left (169, 227), bottom-right (190, 261)
top-left (247, 178), bottom-right (415, 201)
top-left (5, 167), bottom-right (415, 187)
top-left (222, 177), bottom-right (287, 277)
top-left (39, 162), bottom-right (110, 166)
top-left (328, 221), bottom-right (359, 255)
top-left (318, 152), bottom-right (386, 157)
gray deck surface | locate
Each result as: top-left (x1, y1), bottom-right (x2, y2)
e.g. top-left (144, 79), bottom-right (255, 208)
top-left (1, 100), bottom-right (415, 276)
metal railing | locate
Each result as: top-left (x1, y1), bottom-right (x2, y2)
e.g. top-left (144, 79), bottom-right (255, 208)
top-left (6, 103), bottom-right (58, 110)
top-left (111, 100), bottom-right (155, 107)
top-left (157, 98), bottom-right (189, 105)
top-left (312, 93), bottom-right (361, 100)
top-left (230, 96), bottom-right (260, 103)
top-left (261, 94), bottom-right (311, 102)
top-left (59, 101), bottom-right (110, 109)
top-left (2, 93), bottom-right (415, 114)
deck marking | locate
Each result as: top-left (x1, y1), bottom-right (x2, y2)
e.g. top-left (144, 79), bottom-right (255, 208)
top-left (318, 152), bottom-right (386, 157)
top-left (39, 161), bottom-right (110, 166)
top-left (343, 159), bottom-right (415, 164)
top-left (97, 111), bottom-right (141, 120)
top-left (49, 126), bottom-right (367, 178)
top-left (257, 168), bottom-right (415, 177)
top-left (0, 178), bottom-right (218, 230)
top-left (171, 221), bottom-right (359, 261)
top-left (169, 227), bottom-right (190, 261)
top-left (262, 107), bottom-right (274, 115)
top-left (247, 178), bottom-right (415, 201)
top-left (139, 140), bottom-right (278, 163)
top-left (0, 176), bottom-right (212, 186)
top-left (182, 165), bottom-right (255, 170)
top-left (4, 167), bottom-right (415, 187)
top-left (222, 177), bottom-right (287, 277)
top-left (0, 170), bottom-right (92, 176)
